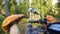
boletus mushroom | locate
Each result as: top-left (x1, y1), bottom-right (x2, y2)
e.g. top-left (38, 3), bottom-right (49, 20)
top-left (46, 15), bottom-right (57, 23)
top-left (2, 14), bottom-right (25, 34)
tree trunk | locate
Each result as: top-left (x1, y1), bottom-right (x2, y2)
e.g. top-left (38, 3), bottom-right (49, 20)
top-left (10, 23), bottom-right (20, 34)
top-left (4, 0), bottom-right (10, 17)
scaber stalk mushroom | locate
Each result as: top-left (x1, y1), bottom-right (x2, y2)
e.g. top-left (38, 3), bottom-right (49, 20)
top-left (2, 14), bottom-right (25, 34)
top-left (46, 15), bottom-right (57, 23)
top-left (46, 15), bottom-right (54, 22)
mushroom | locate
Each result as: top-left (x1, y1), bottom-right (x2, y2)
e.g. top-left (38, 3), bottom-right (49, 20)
top-left (46, 15), bottom-right (57, 23)
top-left (2, 14), bottom-right (25, 34)
top-left (46, 15), bottom-right (54, 22)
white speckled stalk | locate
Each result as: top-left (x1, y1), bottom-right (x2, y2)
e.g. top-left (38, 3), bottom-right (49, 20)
top-left (10, 23), bottom-right (20, 34)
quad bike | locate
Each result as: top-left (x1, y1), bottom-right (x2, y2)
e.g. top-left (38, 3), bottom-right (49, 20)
top-left (26, 7), bottom-right (60, 34)
top-left (26, 17), bottom-right (60, 34)
top-left (26, 0), bottom-right (60, 34)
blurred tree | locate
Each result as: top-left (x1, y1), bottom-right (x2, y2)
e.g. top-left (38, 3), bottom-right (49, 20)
top-left (4, 0), bottom-right (10, 17)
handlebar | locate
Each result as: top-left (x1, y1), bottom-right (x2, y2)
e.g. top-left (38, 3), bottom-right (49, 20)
top-left (29, 18), bottom-right (47, 24)
top-left (29, 20), bottom-right (38, 23)
top-left (32, 11), bottom-right (40, 15)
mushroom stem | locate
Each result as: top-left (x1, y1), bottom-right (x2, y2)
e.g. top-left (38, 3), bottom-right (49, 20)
top-left (10, 23), bottom-right (20, 34)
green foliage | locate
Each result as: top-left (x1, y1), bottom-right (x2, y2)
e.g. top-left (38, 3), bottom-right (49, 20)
top-left (0, 14), bottom-right (5, 34)
top-left (32, 0), bottom-right (51, 18)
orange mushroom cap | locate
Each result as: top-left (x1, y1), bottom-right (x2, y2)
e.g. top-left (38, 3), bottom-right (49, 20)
top-left (46, 15), bottom-right (54, 22)
top-left (2, 14), bottom-right (24, 32)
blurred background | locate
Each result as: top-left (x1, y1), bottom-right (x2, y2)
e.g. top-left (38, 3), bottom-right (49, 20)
top-left (0, 0), bottom-right (60, 34)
